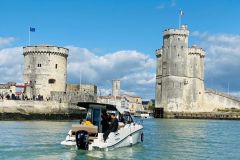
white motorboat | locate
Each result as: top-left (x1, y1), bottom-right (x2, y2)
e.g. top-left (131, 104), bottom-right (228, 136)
top-left (61, 102), bottom-right (144, 151)
top-left (134, 111), bottom-right (153, 119)
top-left (140, 113), bottom-right (153, 119)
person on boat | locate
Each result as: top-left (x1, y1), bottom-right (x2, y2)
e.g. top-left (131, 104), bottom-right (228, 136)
top-left (103, 113), bottom-right (119, 142)
top-left (119, 114), bottom-right (125, 124)
top-left (101, 110), bottom-right (110, 133)
top-left (83, 117), bottom-right (93, 126)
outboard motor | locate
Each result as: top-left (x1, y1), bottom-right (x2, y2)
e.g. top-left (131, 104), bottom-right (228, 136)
top-left (75, 130), bottom-right (89, 150)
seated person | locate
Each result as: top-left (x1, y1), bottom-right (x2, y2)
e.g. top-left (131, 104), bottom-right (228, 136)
top-left (103, 113), bottom-right (119, 142)
top-left (119, 114), bottom-right (125, 124)
top-left (83, 118), bottom-right (93, 126)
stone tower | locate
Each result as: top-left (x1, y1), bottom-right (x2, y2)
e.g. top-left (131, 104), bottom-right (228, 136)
top-left (23, 45), bottom-right (68, 99)
top-left (112, 80), bottom-right (120, 97)
top-left (155, 25), bottom-right (205, 112)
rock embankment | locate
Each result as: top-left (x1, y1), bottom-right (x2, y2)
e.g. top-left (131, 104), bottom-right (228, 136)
top-left (0, 100), bottom-right (86, 120)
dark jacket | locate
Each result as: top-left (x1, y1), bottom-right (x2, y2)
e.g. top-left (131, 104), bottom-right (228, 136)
top-left (108, 118), bottom-right (118, 132)
top-left (103, 118), bottom-right (119, 141)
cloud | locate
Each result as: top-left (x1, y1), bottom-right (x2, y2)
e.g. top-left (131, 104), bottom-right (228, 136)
top-left (0, 45), bottom-right (156, 99)
top-left (66, 46), bottom-right (156, 99)
top-left (157, 0), bottom-right (176, 9)
top-left (0, 37), bottom-right (15, 47)
top-left (192, 32), bottom-right (240, 94)
top-left (0, 47), bottom-right (23, 83)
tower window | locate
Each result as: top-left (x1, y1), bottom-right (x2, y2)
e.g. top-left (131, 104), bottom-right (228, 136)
top-left (48, 79), bottom-right (56, 84)
top-left (37, 64), bottom-right (41, 67)
top-left (55, 64), bottom-right (58, 69)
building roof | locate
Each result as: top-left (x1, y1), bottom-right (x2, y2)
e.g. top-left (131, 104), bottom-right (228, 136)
top-left (123, 94), bottom-right (141, 98)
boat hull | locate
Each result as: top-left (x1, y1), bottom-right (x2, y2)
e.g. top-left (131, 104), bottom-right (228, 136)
top-left (61, 123), bottom-right (143, 151)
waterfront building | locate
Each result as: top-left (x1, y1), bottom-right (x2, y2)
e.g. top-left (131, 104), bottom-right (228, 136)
top-left (98, 80), bottom-right (144, 113)
top-left (0, 82), bottom-right (16, 98)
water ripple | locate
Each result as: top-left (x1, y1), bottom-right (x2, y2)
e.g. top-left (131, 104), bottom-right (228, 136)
top-left (0, 119), bottom-right (240, 160)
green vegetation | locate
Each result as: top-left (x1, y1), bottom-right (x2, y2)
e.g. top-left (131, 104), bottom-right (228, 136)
top-left (148, 104), bottom-right (155, 111)
top-left (217, 108), bottom-right (240, 113)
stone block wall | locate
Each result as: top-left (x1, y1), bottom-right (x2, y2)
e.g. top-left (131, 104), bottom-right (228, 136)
top-left (0, 100), bottom-right (83, 114)
top-left (202, 90), bottom-right (240, 112)
top-left (51, 91), bottom-right (97, 104)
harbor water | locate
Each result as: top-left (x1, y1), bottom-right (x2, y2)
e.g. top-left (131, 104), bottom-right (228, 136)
top-left (0, 119), bottom-right (240, 160)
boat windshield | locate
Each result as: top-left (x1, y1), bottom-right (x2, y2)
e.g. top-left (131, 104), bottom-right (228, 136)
top-left (92, 108), bottom-right (101, 126)
top-left (121, 112), bottom-right (133, 124)
top-left (86, 108), bottom-right (92, 120)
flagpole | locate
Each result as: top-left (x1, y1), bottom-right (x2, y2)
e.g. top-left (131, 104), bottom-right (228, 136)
top-left (179, 10), bottom-right (182, 28)
top-left (28, 27), bottom-right (30, 46)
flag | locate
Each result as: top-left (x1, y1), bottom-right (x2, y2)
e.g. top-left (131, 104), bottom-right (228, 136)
top-left (30, 27), bottom-right (35, 32)
top-left (180, 10), bottom-right (184, 16)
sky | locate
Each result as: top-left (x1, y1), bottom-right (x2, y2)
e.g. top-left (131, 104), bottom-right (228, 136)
top-left (0, 0), bottom-right (240, 99)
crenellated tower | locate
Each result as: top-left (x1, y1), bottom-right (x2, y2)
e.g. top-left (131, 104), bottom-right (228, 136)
top-left (23, 45), bottom-right (68, 99)
top-left (155, 25), bottom-right (205, 112)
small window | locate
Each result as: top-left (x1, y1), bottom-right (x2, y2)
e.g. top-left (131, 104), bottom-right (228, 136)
top-left (37, 64), bottom-right (42, 67)
top-left (48, 79), bottom-right (56, 84)
top-left (55, 64), bottom-right (58, 69)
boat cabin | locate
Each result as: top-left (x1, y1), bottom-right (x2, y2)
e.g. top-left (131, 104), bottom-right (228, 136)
top-left (77, 102), bottom-right (133, 133)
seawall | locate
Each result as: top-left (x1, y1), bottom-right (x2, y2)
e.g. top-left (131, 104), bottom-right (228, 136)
top-left (0, 100), bottom-right (86, 120)
top-left (164, 111), bottom-right (240, 120)
top-left (203, 89), bottom-right (240, 112)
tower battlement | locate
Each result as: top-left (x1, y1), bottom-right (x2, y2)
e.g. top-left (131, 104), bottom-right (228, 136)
top-left (156, 48), bottom-right (162, 57)
top-left (188, 45), bottom-right (205, 57)
top-left (163, 25), bottom-right (189, 37)
top-left (23, 45), bottom-right (68, 58)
